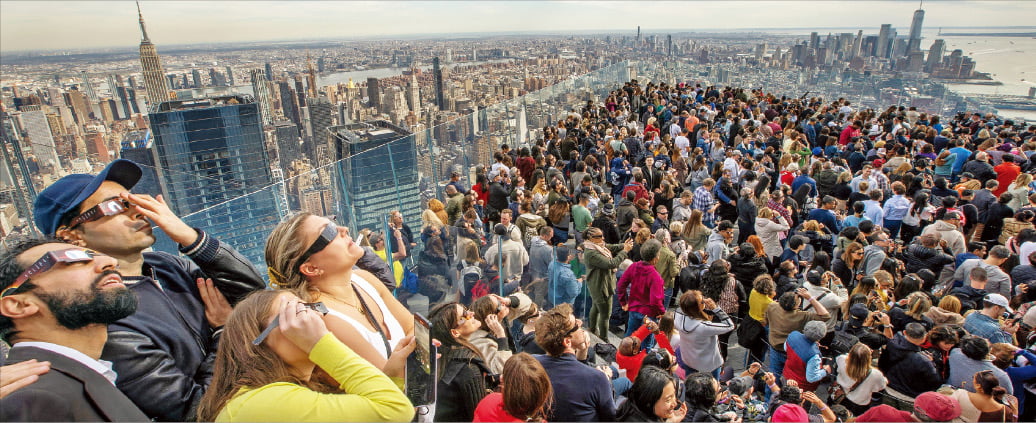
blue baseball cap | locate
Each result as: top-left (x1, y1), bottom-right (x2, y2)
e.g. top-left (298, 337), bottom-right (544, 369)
top-left (34, 159), bottom-right (143, 235)
top-left (812, 147), bottom-right (823, 156)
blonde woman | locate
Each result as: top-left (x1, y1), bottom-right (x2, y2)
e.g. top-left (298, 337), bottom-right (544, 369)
top-left (754, 208), bottom-right (790, 261)
top-left (834, 343), bottom-right (887, 416)
top-left (1007, 173), bottom-right (1033, 211)
top-left (264, 213), bottom-right (415, 377)
top-left (888, 291), bottom-right (933, 332)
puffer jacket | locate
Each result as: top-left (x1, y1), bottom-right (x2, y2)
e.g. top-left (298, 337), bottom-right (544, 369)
top-left (902, 244), bottom-right (954, 275)
top-left (755, 216), bottom-right (790, 259)
top-left (102, 230), bottom-right (266, 422)
top-left (728, 249), bottom-right (769, 291)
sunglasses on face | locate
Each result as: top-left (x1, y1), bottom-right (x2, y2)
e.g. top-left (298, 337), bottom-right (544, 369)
top-left (294, 222), bottom-right (339, 271)
top-left (66, 198), bottom-right (133, 230)
top-left (252, 302), bottom-right (329, 345)
top-left (3, 248), bottom-right (99, 297)
top-left (458, 308), bottom-right (475, 325)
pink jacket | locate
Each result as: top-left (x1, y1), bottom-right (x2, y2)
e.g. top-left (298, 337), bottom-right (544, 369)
top-left (617, 261), bottom-right (665, 317)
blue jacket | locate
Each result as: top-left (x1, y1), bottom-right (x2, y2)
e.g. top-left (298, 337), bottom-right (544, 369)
top-left (536, 354), bottom-right (615, 422)
top-left (548, 260), bottom-right (580, 308)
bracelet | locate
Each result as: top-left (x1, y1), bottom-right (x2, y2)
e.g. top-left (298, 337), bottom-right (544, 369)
top-left (819, 405), bottom-right (829, 412)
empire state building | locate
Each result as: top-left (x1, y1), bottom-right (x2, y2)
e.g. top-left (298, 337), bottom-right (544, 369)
top-left (137, 1), bottom-right (170, 109)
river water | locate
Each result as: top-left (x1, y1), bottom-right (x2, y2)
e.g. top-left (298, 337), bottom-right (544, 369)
top-left (316, 58), bottom-right (515, 87)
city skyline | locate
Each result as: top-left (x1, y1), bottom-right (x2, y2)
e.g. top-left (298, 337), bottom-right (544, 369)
top-left (2, 1), bottom-right (1035, 52)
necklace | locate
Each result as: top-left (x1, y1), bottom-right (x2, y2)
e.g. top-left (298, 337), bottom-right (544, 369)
top-left (318, 287), bottom-right (379, 329)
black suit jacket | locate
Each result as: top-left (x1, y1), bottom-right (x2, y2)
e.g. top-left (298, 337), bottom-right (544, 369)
top-left (1, 346), bottom-right (148, 422)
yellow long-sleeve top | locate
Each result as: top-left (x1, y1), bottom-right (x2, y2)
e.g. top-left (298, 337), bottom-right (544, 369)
top-left (216, 333), bottom-right (414, 422)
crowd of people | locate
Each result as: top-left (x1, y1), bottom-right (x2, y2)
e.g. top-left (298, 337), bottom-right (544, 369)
top-left (2, 78), bottom-right (1036, 422)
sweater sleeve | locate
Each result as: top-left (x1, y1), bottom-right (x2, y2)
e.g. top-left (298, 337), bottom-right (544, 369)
top-left (220, 334), bottom-right (413, 422)
top-left (805, 354), bottom-right (828, 383)
top-left (616, 269), bottom-right (632, 306)
top-left (694, 310), bottom-right (736, 336)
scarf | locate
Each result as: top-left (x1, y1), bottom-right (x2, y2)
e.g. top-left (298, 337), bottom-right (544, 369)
top-left (583, 240), bottom-right (613, 260)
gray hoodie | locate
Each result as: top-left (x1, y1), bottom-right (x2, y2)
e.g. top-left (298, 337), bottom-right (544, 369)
top-left (706, 231), bottom-right (732, 265)
top-left (528, 236), bottom-right (553, 280)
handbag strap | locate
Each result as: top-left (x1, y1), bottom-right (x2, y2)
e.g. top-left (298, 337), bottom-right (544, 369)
top-left (353, 284), bottom-right (392, 359)
top-left (847, 369), bottom-right (869, 393)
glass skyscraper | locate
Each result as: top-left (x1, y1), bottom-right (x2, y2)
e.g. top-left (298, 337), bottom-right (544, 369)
top-left (330, 121), bottom-right (420, 232)
top-left (148, 95), bottom-right (281, 271)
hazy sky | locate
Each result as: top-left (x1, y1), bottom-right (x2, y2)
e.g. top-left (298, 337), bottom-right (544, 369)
top-left (2, 1), bottom-right (1034, 52)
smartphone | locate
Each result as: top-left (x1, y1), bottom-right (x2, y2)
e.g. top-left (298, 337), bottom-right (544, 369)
top-left (406, 313), bottom-right (437, 407)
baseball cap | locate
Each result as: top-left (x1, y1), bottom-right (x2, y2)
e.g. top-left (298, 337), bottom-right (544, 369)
top-left (856, 404), bottom-right (914, 422)
top-left (913, 391), bottom-right (961, 422)
top-left (984, 293), bottom-right (1013, 313)
top-left (877, 147), bottom-right (887, 155)
top-left (771, 404), bottom-right (809, 422)
top-left (848, 303), bottom-right (871, 328)
top-left (812, 147), bottom-right (823, 156)
top-left (873, 159), bottom-right (886, 168)
top-left (34, 159), bottom-right (143, 236)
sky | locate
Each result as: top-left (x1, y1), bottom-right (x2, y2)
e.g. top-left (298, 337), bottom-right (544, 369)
top-left (2, 1), bottom-right (1035, 52)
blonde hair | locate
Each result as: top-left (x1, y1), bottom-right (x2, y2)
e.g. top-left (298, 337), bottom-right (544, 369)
top-left (1013, 173), bottom-right (1033, 190)
top-left (757, 207), bottom-right (774, 219)
top-left (938, 295), bottom-right (962, 314)
top-left (905, 291), bottom-right (932, 320)
top-left (264, 213), bottom-right (315, 296)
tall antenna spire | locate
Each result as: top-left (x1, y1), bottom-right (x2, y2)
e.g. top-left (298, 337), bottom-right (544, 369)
top-left (137, 1), bottom-right (150, 42)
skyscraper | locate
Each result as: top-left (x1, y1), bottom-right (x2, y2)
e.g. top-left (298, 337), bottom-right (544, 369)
top-left (136, 1), bottom-right (170, 109)
top-left (17, 106), bottom-right (60, 171)
top-left (249, 68), bottom-right (273, 127)
top-left (148, 95), bottom-right (280, 270)
top-left (926, 39), bottom-right (946, 72)
top-left (225, 66), bottom-right (235, 85)
top-left (366, 77), bottom-right (380, 111)
top-left (278, 81), bottom-right (301, 129)
top-left (329, 121), bottom-right (420, 231)
top-left (264, 62), bottom-right (273, 81)
top-left (908, 8), bottom-right (925, 53)
top-left (876, 24), bottom-right (892, 58)
top-left (433, 57), bottom-right (445, 110)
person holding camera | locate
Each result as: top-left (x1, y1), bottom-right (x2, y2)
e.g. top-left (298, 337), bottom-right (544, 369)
top-left (762, 288), bottom-right (831, 379)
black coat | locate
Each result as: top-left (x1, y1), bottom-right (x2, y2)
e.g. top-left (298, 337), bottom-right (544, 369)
top-left (100, 230), bottom-right (266, 421)
top-left (878, 334), bottom-right (943, 398)
top-left (1, 347), bottom-right (149, 421)
top-left (728, 249), bottom-right (769, 291)
top-left (902, 244), bottom-right (954, 275)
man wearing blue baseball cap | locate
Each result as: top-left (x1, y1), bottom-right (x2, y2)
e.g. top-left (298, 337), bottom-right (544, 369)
top-left (32, 159), bottom-right (265, 421)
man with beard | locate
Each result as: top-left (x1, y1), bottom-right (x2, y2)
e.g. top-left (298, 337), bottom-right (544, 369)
top-left (0, 239), bottom-right (148, 421)
top-left (32, 159), bottom-right (267, 421)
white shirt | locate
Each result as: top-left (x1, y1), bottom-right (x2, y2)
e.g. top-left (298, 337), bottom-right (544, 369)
top-left (835, 355), bottom-right (888, 406)
top-left (675, 136), bottom-right (691, 157)
top-left (1020, 241), bottom-right (1036, 266)
top-left (14, 341), bottom-right (118, 385)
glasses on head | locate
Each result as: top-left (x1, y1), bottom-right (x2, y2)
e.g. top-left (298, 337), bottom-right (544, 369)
top-left (293, 221), bottom-right (339, 271)
top-left (252, 302), bottom-right (329, 345)
top-left (3, 248), bottom-right (98, 297)
top-left (65, 198), bottom-right (133, 230)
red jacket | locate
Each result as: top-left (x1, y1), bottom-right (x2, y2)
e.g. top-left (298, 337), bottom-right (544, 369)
top-left (621, 182), bottom-right (652, 206)
top-left (474, 392), bottom-right (524, 422)
top-left (617, 261), bottom-right (665, 317)
top-left (994, 162), bottom-right (1020, 197)
top-left (615, 325), bottom-right (674, 382)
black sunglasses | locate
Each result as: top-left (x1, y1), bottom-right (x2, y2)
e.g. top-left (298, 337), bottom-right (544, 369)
top-left (293, 222), bottom-right (338, 271)
top-left (252, 302), bottom-right (329, 345)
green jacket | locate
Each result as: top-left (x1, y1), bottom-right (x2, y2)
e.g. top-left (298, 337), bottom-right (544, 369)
top-left (583, 244), bottom-right (628, 300)
top-left (654, 246), bottom-right (679, 290)
top-left (445, 193), bottom-right (464, 225)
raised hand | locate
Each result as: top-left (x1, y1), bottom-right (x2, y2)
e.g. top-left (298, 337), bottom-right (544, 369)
top-left (279, 297), bottom-right (330, 354)
top-left (122, 192), bottom-right (198, 246)
top-left (197, 278), bottom-right (232, 328)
